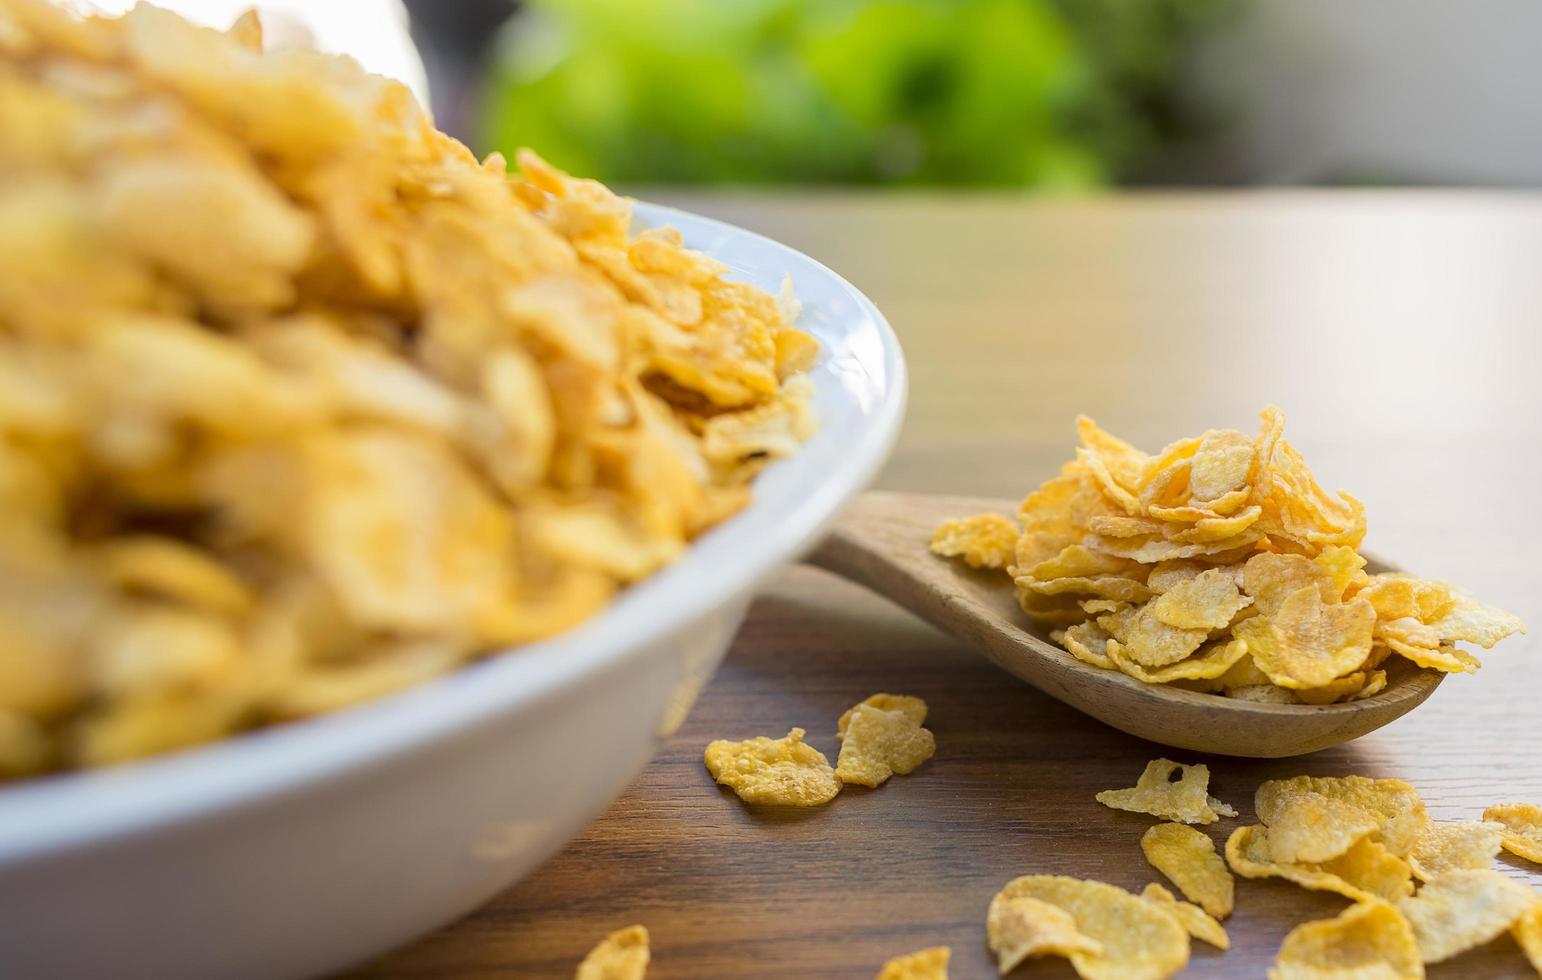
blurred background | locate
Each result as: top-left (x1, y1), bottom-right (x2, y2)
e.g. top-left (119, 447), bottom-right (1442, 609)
top-left (405, 0), bottom-right (1540, 190)
top-left (97, 0), bottom-right (1542, 190)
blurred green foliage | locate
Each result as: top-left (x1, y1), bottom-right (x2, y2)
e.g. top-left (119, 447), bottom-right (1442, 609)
top-left (480, 0), bottom-right (1229, 187)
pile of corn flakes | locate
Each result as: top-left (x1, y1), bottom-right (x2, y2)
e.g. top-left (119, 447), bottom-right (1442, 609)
top-left (0, 1), bottom-right (816, 777)
top-left (931, 408), bottom-right (1525, 704)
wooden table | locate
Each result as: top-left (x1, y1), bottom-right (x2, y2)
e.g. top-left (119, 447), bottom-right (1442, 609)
top-left (366, 193), bottom-right (1542, 978)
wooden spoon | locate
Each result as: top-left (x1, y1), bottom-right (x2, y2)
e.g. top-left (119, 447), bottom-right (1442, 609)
top-left (807, 491), bottom-right (1443, 758)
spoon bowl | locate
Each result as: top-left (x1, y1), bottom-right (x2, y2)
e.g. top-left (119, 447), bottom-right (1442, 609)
top-left (809, 491), bottom-right (1442, 758)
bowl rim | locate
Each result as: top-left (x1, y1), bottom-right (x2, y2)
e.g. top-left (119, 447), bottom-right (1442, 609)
top-left (0, 201), bottom-right (908, 860)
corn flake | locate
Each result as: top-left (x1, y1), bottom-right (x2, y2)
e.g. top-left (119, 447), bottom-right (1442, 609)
top-left (1265, 791), bottom-right (1382, 864)
top-left (875, 946), bottom-right (949, 980)
top-left (1109, 637), bottom-right (1249, 685)
top-left (1269, 899), bottom-right (1421, 980)
top-left (1397, 868), bottom-right (1536, 963)
top-left (1482, 802), bottom-right (1542, 864)
top-left (987, 895), bottom-right (1103, 973)
top-left (1139, 883), bottom-right (1229, 951)
top-left (929, 514), bottom-right (1018, 571)
top-left (703, 728), bottom-right (840, 806)
top-left (1408, 821), bottom-right (1505, 882)
top-left (1227, 826), bottom-right (1413, 903)
top-left (575, 925), bottom-right (650, 980)
top-left (993, 875), bottom-right (1189, 980)
top-left (1140, 823), bottom-right (1235, 918)
top-left (1147, 568), bottom-right (1254, 630)
top-left (835, 694), bottom-right (935, 788)
top-left (1256, 775), bottom-right (1428, 857)
top-left (1062, 620), bottom-right (1115, 669)
top-left (1096, 758), bottom-right (1236, 825)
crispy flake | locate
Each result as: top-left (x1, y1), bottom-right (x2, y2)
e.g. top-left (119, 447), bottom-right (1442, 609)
top-left (1397, 868), bottom-right (1536, 963)
top-left (1482, 803), bottom-right (1542, 864)
top-left (1097, 759), bottom-right (1236, 825)
top-left (1061, 620), bottom-right (1116, 669)
top-left (1148, 568), bottom-right (1254, 630)
top-left (703, 728), bottom-right (840, 806)
top-left (993, 875), bottom-right (1189, 980)
top-left (1226, 826), bottom-right (1413, 903)
top-left (930, 514), bottom-right (1018, 570)
top-left (875, 947), bottom-right (949, 980)
top-left (1139, 883), bottom-right (1229, 950)
top-left (1269, 900), bottom-right (1422, 980)
top-left (575, 925), bottom-right (650, 980)
top-left (1257, 776), bottom-right (1429, 857)
top-left (988, 895), bottom-right (1103, 973)
top-left (835, 695), bottom-right (935, 788)
top-left (1109, 637), bottom-right (1249, 685)
top-left (1408, 822), bottom-right (1505, 882)
top-left (1141, 823), bottom-right (1235, 918)
top-left (1265, 792), bottom-right (1382, 864)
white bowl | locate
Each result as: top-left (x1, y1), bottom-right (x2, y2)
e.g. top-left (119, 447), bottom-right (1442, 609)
top-left (0, 203), bottom-right (907, 980)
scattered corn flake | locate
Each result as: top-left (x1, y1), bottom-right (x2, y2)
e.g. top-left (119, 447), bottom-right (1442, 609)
top-left (1141, 823), bottom-right (1235, 918)
top-left (1482, 803), bottom-right (1542, 864)
top-left (1226, 826), bottom-right (1413, 903)
top-left (1256, 775), bottom-right (1428, 857)
top-left (703, 727), bottom-right (840, 806)
top-left (1265, 791), bottom-right (1382, 863)
top-left (1268, 899), bottom-right (1422, 980)
top-left (575, 925), bottom-right (650, 980)
top-left (993, 875), bottom-right (1189, 980)
top-left (1096, 759), bottom-right (1236, 825)
top-left (1139, 883), bottom-right (1229, 951)
top-left (987, 895), bottom-right (1103, 974)
top-left (1514, 903), bottom-right (1542, 976)
top-left (835, 694), bottom-right (935, 788)
top-left (1408, 821), bottom-right (1505, 882)
top-left (836, 694), bottom-right (926, 731)
top-left (1397, 868), bottom-right (1536, 963)
top-left (1148, 568), bottom-right (1254, 630)
top-left (875, 946), bottom-right (949, 980)
top-left (929, 514), bottom-right (1018, 571)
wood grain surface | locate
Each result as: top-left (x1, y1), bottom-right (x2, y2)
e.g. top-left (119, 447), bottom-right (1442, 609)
top-left (363, 193), bottom-right (1542, 978)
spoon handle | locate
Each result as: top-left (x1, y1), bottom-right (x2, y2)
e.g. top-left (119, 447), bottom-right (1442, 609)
top-left (806, 491), bottom-right (1042, 669)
